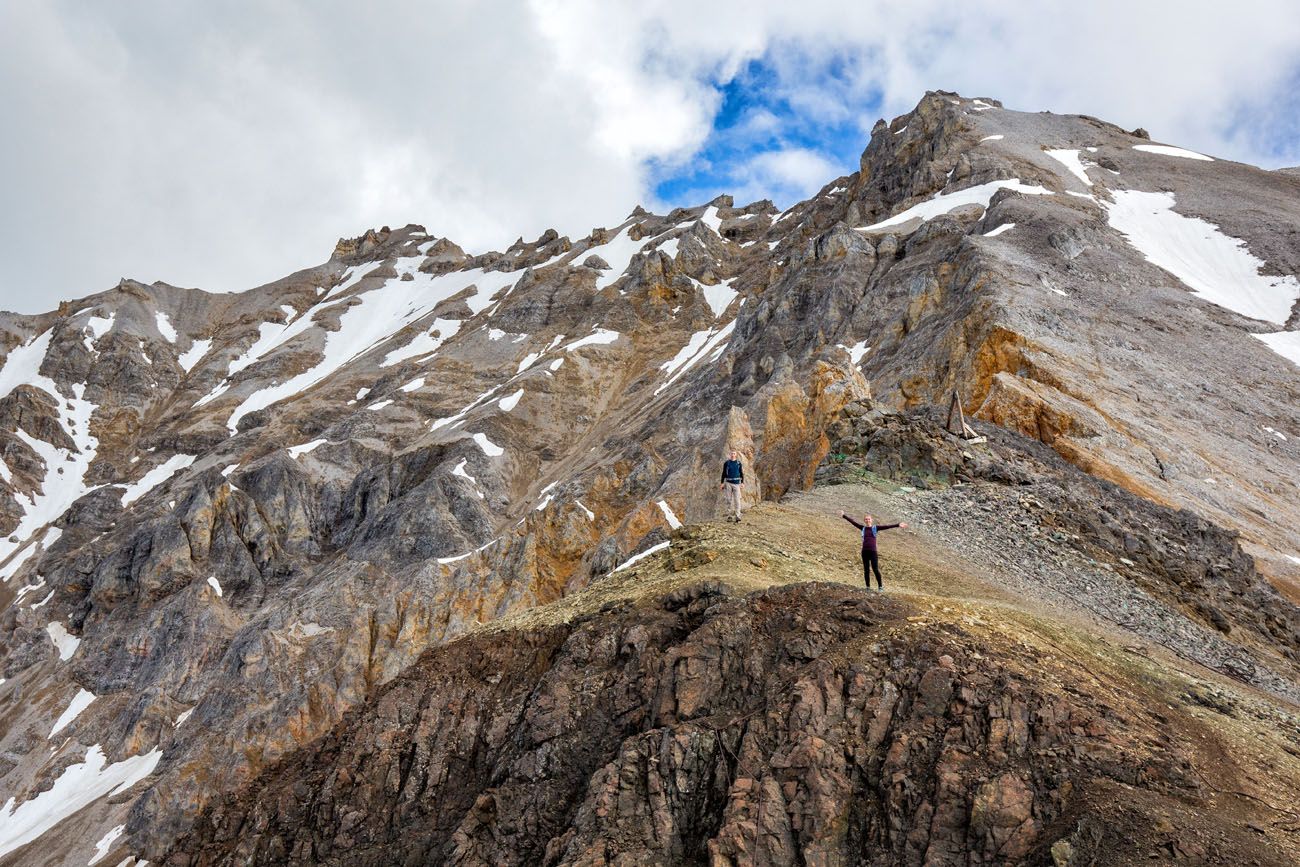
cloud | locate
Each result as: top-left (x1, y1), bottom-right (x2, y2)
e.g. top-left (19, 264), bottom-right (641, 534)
top-left (733, 148), bottom-right (844, 205)
top-left (1, 1), bottom-right (1298, 313)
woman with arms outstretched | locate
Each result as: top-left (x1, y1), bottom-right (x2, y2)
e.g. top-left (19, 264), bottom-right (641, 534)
top-left (841, 512), bottom-right (907, 591)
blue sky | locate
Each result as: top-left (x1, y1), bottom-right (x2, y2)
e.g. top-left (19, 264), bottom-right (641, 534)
top-left (652, 55), bottom-right (883, 210)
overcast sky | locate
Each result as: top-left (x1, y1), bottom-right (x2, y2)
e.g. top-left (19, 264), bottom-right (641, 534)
top-left (2, 1), bottom-right (1298, 314)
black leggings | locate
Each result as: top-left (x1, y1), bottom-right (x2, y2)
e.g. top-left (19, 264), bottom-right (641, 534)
top-left (862, 550), bottom-right (882, 588)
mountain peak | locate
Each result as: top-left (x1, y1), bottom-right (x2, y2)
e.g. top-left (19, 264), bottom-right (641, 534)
top-left (1, 91), bottom-right (1299, 865)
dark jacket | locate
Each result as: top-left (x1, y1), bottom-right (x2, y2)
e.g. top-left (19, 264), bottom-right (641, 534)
top-left (721, 459), bottom-right (744, 484)
top-left (843, 515), bottom-right (899, 552)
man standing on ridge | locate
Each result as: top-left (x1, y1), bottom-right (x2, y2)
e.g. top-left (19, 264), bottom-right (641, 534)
top-left (841, 512), bottom-right (907, 591)
top-left (719, 450), bottom-right (745, 522)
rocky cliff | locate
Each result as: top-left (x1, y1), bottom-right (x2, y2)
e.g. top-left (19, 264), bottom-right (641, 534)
top-left (1, 90), bottom-right (1299, 865)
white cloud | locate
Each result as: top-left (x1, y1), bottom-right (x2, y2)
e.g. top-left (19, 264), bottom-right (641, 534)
top-left (1, 1), bottom-right (1298, 313)
top-left (730, 149), bottom-right (843, 206)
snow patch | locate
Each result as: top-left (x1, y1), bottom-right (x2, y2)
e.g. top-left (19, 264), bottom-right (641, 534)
top-left (582, 228), bottom-right (651, 292)
top-left (575, 499), bottom-right (595, 520)
top-left (0, 376), bottom-right (104, 563)
top-left (858, 179), bottom-right (1052, 232)
top-left (564, 329), bottom-right (621, 351)
top-left (655, 321), bottom-right (736, 395)
top-left (173, 708), bottom-right (195, 728)
top-left (85, 313), bottom-right (115, 341)
top-left (984, 222), bottom-right (1016, 237)
top-left (49, 688), bottom-right (96, 738)
top-left (429, 386), bottom-right (503, 433)
top-left (613, 541), bottom-right (670, 572)
top-left (838, 340), bottom-right (871, 366)
top-left (980, 134), bottom-right (1004, 142)
top-left (656, 500), bottom-right (682, 529)
top-left (472, 433), bottom-right (504, 457)
top-left (0, 330), bottom-right (56, 402)
top-left (498, 389), bottom-right (524, 411)
top-left (698, 279), bottom-right (737, 319)
top-left (287, 439), bottom-right (328, 458)
top-left (400, 377), bottom-right (426, 392)
top-left (1256, 331), bottom-right (1300, 368)
top-left (452, 459), bottom-right (483, 499)
top-left (367, 399), bottom-right (393, 411)
top-left (1105, 190), bottom-right (1300, 324)
top-left (1044, 149), bottom-right (1092, 187)
top-left (700, 206), bottom-right (723, 234)
top-left (0, 745), bottom-right (162, 858)
top-left (120, 454), bottom-right (196, 506)
top-left (206, 576), bottom-right (222, 597)
top-left (46, 622), bottom-right (80, 661)
top-left (436, 538), bottom-right (498, 565)
top-left (0, 535), bottom-right (45, 583)
top-left (226, 316), bottom-right (315, 377)
top-left (380, 317), bottom-right (464, 367)
top-left (87, 823), bottom-right (125, 865)
top-left (176, 338), bottom-right (211, 374)
top-left (1133, 144), bottom-right (1213, 161)
top-left (154, 312), bottom-right (177, 343)
top-left (13, 576), bottom-right (46, 605)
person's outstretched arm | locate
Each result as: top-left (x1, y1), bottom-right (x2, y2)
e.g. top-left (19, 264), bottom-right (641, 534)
top-left (841, 513), bottom-right (864, 529)
top-left (876, 522), bottom-right (908, 531)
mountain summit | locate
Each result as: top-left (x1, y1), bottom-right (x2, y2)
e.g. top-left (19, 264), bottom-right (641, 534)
top-left (2, 91), bottom-right (1299, 865)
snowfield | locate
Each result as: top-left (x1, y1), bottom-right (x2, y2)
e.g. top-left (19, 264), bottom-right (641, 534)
top-left (1105, 190), bottom-right (1300, 325)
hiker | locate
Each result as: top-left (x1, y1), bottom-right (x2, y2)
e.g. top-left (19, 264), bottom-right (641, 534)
top-left (841, 512), bottom-right (907, 591)
top-left (718, 450), bottom-right (745, 522)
